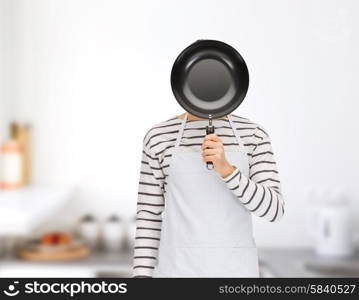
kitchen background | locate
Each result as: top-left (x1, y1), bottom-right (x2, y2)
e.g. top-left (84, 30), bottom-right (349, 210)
top-left (0, 0), bottom-right (359, 277)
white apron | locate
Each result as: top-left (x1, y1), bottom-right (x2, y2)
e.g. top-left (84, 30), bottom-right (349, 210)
top-left (153, 113), bottom-right (259, 277)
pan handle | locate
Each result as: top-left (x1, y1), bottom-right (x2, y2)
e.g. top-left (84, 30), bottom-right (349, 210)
top-left (206, 116), bottom-right (215, 170)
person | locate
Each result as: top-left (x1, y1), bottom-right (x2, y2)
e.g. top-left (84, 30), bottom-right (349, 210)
top-left (133, 112), bottom-right (284, 277)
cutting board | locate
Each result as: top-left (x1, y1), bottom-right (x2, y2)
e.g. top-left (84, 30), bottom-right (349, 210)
top-left (17, 244), bottom-right (90, 261)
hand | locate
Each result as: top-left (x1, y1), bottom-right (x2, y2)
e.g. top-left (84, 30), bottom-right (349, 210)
top-left (201, 134), bottom-right (237, 178)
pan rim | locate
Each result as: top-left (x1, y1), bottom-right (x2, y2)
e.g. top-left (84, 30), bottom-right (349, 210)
top-left (171, 39), bottom-right (249, 119)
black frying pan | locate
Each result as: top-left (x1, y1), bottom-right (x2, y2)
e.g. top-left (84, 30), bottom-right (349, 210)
top-left (171, 39), bottom-right (249, 169)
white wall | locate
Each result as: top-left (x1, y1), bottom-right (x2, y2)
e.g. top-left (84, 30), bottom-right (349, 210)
top-left (4, 0), bottom-right (359, 247)
top-left (0, 1), bottom-right (9, 142)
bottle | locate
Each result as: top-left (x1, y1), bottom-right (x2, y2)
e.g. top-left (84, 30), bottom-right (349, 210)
top-left (0, 140), bottom-right (23, 189)
top-left (10, 122), bottom-right (32, 185)
top-left (102, 215), bottom-right (125, 253)
top-left (78, 214), bottom-right (99, 250)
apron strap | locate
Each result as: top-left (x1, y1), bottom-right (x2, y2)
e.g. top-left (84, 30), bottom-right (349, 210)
top-left (174, 112), bottom-right (188, 150)
top-left (172, 113), bottom-right (249, 176)
top-left (227, 114), bottom-right (250, 176)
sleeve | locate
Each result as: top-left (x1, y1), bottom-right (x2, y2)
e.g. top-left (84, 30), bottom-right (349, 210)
top-left (133, 139), bottom-right (165, 277)
top-left (221, 126), bottom-right (285, 222)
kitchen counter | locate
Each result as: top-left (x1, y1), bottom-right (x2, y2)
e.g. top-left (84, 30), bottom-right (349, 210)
top-left (0, 251), bottom-right (133, 277)
top-left (259, 248), bottom-right (359, 277)
top-left (1, 248), bottom-right (359, 277)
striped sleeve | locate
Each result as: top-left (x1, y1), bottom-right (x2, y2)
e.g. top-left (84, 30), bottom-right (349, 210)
top-left (133, 138), bottom-right (165, 277)
top-left (222, 125), bottom-right (284, 222)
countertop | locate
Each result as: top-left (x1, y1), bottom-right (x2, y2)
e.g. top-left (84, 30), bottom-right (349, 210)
top-left (258, 248), bottom-right (359, 277)
top-left (0, 251), bottom-right (133, 277)
top-left (1, 248), bottom-right (358, 277)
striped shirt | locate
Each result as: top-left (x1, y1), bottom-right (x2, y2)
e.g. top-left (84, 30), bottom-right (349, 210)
top-left (133, 114), bottom-right (284, 277)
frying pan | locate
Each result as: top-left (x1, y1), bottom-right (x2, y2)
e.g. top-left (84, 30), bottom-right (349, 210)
top-left (171, 39), bottom-right (249, 169)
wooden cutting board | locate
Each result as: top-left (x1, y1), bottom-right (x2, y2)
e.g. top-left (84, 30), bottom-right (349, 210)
top-left (17, 245), bottom-right (90, 261)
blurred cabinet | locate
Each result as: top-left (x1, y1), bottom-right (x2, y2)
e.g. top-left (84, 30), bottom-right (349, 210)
top-left (0, 186), bottom-right (73, 235)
